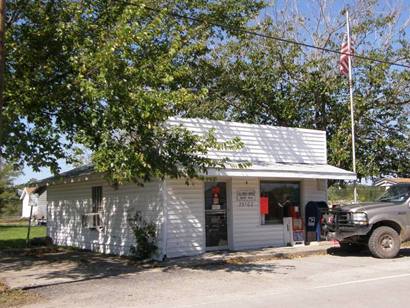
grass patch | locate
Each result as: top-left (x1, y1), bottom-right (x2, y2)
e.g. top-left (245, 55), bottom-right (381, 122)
top-left (0, 225), bottom-right (47, 250)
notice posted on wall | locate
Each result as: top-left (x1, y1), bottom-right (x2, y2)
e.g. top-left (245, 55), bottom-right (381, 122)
top-left (260, 197), bottom-right (269, 214)
top-left (237, 190), bottom-right (256, 207)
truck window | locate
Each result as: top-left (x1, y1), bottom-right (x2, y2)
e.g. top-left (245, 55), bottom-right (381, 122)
top-left (377, 185), bottom-right (410, 202)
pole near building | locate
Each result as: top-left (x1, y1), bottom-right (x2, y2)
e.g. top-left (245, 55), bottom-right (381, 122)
top-left (26, 201), bottom-right (33, 247)
top-left (345, 10), bottom-right (357, 203)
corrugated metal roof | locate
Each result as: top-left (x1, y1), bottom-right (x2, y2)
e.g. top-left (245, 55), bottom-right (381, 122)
top-left (168, 117), bottom-right (328, 165)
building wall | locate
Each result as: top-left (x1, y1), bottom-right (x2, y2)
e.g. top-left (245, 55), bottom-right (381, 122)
top-left (21, 194), bottom-right (31, 218)
top-left (47, 176), bottom-right (164, 257)
top-left (301, 179), bottom-right (328, 204)
top-left (230, 178), bottom-right (285, 250)
top-left (163, 177), bottom-right (328, 257)
top-left (21, 191), bottom-right (47, 219)
top-left (164, 178), bottom-right (205, 258)
top-left (47, 176), bottom-right (328, 259)
top-left (36, 191), bottom-right (47, 219)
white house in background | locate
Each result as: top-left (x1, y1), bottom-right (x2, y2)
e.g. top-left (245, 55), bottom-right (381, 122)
top-left (33, 118), bottom-right (355, 259)
top-left (20, 187), bottom-right (47, 219)
top-left (375, 178), bottom-right (410, 188)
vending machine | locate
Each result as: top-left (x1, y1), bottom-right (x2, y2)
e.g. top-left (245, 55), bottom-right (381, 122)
top-left (283, 206), bottom-right (304, 246)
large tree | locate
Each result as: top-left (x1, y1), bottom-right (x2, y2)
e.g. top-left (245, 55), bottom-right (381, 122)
top-left (0, 160), bottom-right (20, 216)
top-left (1, 0), bottom-right (264, 183)
top-left (187, 0), bottom-right (410, 180)
top-left (2, 0), bottom-right (409, 183)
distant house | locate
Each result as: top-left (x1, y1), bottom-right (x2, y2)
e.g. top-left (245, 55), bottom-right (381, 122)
top-left (375, 178), bottom-right (410, 188)
top-left (20, 186), bottom-right (47, 219)
top-left (33, 118), bottom-right (355, 259)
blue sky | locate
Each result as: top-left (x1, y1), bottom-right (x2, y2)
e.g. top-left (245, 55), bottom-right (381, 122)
top-left (14, 0), bottom-right (410, 185)
top-left (15, 160), bottom-right (72, 185)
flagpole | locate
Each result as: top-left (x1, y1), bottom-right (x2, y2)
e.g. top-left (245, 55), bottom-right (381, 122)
top-left (346, 10), bottom-right (357, 203)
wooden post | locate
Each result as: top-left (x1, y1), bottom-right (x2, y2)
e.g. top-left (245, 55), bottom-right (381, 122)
top-left (26, 203), bottom-right (33, 247)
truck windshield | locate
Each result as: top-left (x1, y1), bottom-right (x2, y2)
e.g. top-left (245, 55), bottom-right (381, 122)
top-left (377, 186), bottom-right (410, 202)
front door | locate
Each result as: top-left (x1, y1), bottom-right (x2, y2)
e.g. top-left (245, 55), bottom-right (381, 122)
top-left (204, 182), bottom-right (228, 249)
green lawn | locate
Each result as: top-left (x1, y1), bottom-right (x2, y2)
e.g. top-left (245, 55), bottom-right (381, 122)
top-left (0, 225), bottom-right (47, 249)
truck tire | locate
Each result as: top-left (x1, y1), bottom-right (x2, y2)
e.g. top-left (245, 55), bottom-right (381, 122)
top-left (368, 226), bottom-right (401, 259)
top-left (339, 241), bottom-right (363, 253)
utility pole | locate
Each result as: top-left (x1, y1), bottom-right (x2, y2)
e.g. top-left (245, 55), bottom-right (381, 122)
top-left (0, 0), bottom-right (5, 132)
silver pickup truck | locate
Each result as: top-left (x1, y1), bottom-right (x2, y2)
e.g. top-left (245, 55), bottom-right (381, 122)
top-left (324, 184), bottom-right (410, 258)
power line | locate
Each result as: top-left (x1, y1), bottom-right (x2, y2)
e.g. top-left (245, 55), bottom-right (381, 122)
top-left (140, 5), bottom-right (410, 70)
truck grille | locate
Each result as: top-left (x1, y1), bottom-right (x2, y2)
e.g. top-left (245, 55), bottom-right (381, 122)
top-left (336, 212), bottom-right (351, 226)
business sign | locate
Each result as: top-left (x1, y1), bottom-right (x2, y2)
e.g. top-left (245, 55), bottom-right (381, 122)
top-left (237, 190), bottom-right (256, 207)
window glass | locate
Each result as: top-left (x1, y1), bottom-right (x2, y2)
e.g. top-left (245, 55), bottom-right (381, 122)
top-left (204, 182), bottom-right (227, 247)
top-left (260, 182), bottom-right (300, 225)
top-left (204, 182), bottom-right (226, 210)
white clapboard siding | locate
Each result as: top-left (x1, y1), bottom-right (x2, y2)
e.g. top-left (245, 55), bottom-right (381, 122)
top-left (231, 178), bottom-right (285, 250)
top-left (301, 179), bottom-right (327, 206)
top-left (47, 176), bottom-right (163, 257)
top-left (168, 118), bottom-right (327, 164)
top-left (165, 178), bottom-right (205, 258)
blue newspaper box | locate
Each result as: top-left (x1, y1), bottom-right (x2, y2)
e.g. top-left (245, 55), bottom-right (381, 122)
top-left (305, 201), bottom-right (328, 242)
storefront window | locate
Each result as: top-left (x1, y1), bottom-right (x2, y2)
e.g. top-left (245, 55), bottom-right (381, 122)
top-left (260, 182), bottom-right (300, 225)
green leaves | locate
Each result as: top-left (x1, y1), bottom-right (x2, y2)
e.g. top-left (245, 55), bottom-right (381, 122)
top-left (2, 0), bottom-right (263, 183)
top-left (4, 0), bottom-right (407, 183)
top-left (191, 1), bottom-right (409, 180)
top-left (0, 161), bottom-right (21, 216)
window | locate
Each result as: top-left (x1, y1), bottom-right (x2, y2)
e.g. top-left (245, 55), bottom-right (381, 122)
top-left (260, 182), bottom-right (300, 225)
top-left (92, 186), bottom-right (103, 212)
top-left (204, 182), bottom-right (227, 248)
top-left (204, 182), bottom-right (227, 210)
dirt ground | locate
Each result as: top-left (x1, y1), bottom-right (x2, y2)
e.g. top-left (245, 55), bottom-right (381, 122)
top-left (0, 249), bottom-right (152, 290)
top-left (2, 247), bottom-right (410, 307)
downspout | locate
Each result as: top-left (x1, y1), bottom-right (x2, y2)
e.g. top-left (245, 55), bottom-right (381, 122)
top-left (161, 180), bottom-right (168, 261)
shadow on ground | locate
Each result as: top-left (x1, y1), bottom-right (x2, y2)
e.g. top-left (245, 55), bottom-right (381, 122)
top-left (4, 246), bottom-right (409, 290)
top-left (327, 247), bottom-right (410, 258)
top-left (0, 248), bottom-right (295, 290)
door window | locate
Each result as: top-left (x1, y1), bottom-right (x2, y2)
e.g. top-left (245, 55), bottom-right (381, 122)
top-left (204, 182), bottom-right (227, 248)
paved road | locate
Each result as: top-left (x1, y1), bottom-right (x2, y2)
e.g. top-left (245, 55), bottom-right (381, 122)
top-left (22, 249), bottom-right (410, 308)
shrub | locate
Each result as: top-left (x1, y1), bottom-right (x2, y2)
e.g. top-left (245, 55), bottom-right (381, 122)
top-left (128, 211), bottom-right (157, 260)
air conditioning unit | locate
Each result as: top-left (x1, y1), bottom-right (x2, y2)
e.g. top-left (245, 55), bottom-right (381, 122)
top-left (82, 213), bottom-right (102, 229)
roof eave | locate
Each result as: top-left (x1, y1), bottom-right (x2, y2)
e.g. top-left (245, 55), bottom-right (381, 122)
top-left (204, 168), bottom-right (356, 180)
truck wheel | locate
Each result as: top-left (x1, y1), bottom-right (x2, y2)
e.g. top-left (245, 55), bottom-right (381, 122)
top-left (368, 226), bottom-right (400, 259)
top-left (339, 241), bottom-right (363, 253)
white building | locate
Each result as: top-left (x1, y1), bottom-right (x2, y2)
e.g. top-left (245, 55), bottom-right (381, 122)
top-left (375, 178), bottom-right (410, 188)
top-left (20, 187), bottom-right (47, 219)
top-left (34, 118), bottom-right (355, 259)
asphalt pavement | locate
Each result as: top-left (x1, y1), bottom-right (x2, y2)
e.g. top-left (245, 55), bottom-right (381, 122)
top-left (23, 248), bottom-right (410, 308)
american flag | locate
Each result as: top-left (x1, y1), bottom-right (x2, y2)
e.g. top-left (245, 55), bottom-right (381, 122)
top-left (339, 34), bottom-right (354, 76)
